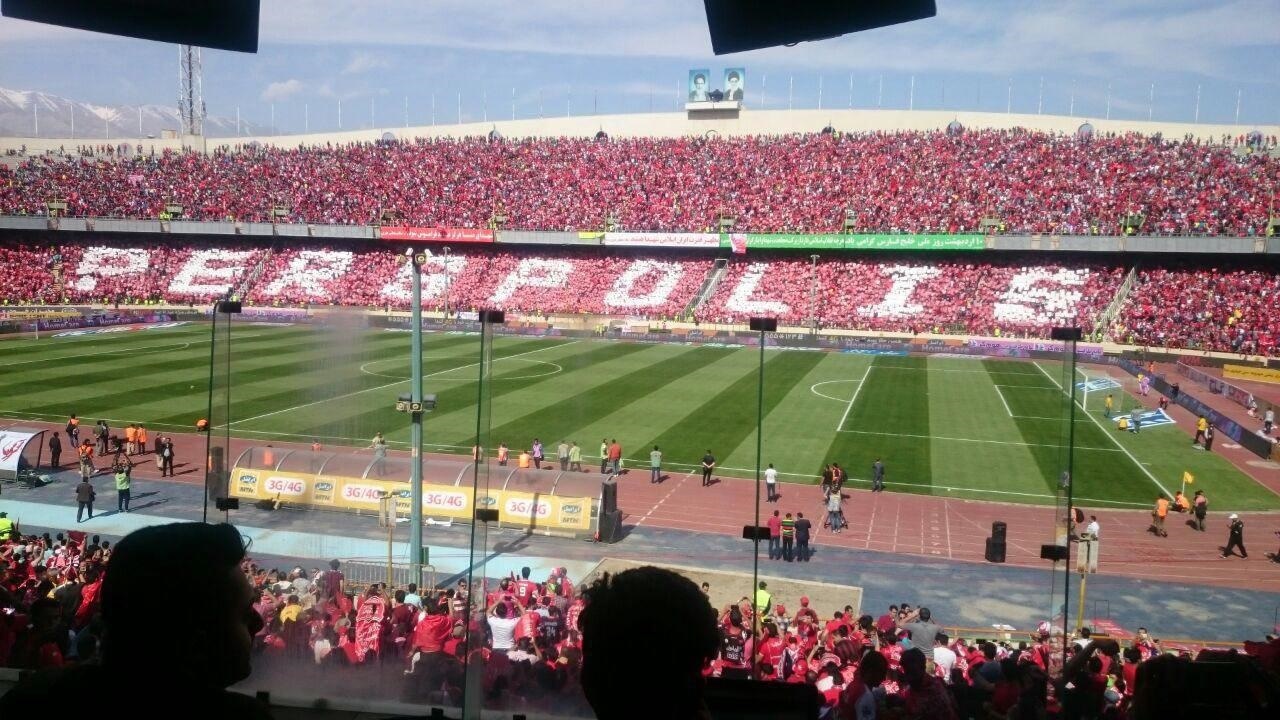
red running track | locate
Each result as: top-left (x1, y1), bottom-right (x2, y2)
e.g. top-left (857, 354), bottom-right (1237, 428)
top-left (8, 419), bottom-right (1279, 593)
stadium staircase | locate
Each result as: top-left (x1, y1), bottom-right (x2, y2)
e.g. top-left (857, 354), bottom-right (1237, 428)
top-left (233, 247), bottom-right (274, 299)
top-left (683, 257), bottom-right (729, 319)
top-left (49, 249), bottom-right (65, 296)
top-left (1097, 266), bottom-right (1137, 342)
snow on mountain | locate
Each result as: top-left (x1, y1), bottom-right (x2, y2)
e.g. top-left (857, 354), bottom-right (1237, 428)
top-left (0, 86), bottom-right (264, 138)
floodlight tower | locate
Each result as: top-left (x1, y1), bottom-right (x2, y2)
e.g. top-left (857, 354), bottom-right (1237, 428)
top-left (179, 45), bottom-right (205, 136)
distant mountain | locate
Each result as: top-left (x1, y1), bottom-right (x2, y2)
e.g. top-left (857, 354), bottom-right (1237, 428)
top-left (0, 87), bottom-right (265, 139)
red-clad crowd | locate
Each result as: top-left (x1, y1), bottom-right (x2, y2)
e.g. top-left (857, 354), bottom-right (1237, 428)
top-left (2, 130), bottom-right (1276, 235)
top-left (1115, 263), bottom-right (1280, 356)
top-left (697, 255), bottom-right (1124, 337)
top-left (3, 235), bottom-right (1279, 355)
top-left (244, 247), bottom-right (710, 319)
top-left (2, 526), bottom-right (1279, 719)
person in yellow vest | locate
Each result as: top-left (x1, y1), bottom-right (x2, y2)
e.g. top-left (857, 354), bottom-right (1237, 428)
top-left (1117, 416), bottom-right (1129, 432)
top-left (0, 511), bottom-right (15, 540)
top-left (518, 450), bottom-right (532, 469)
top-left (1104, 394), bottom-right (1114, 418)
top-left (754, 580), bottom-right (772, 615)
top-left (497, 442), bottom-right (509, 466)
top-left (1193, 416), bottom-right (1209, 448)
top-left (136, 424), bottom-right (147, 455)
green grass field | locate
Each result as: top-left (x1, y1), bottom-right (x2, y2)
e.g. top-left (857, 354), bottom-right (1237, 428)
top-left (3, 322), bottom-right (1276, 510)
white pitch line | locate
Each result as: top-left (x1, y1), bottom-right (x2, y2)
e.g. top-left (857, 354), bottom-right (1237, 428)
top-left (0, 340), bottom-right (205, 367)
top-left (227, 340), bottom-right (580, 427)
top-left (1033, 361), bottom-right (1173, 498)
top-left (634, 472), bottom-right (693, 527)
top-left (836, 365), bottom-right (872, 432)
top-left (993, 384), bottom-right (1014, 417)
top-left (871, 365), bottom-right (1044, 376)
top-left (837, 427), bottom-right (1121, 452)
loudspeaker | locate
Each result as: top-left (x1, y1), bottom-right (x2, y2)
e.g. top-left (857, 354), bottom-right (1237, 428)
top-left (598, 509), bottom-right (624, 543)
top-left (985, 538), bottom-right (1006, 563)
top-left (1040, 544), bottom-right (1069, 562)
top-left (702, 0), bottom-right (936, 55)
top-left (2, 0), bottom-right (261, 53)
top-left (216, 300), bottom-right (242, 314)
top-left (991, 521), bottom-right (1007, 542)
top-left (601, 480), bottom-right (618, 515)
top-left (749, 317), bottom-right (778, 332)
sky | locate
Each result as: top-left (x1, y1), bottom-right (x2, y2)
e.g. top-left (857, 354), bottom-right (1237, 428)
top-left (0, 0), bottom-right (1276, 134)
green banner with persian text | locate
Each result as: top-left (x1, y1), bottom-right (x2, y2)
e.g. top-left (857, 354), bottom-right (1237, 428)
top-left (719, 233), bottom-right (986, 251)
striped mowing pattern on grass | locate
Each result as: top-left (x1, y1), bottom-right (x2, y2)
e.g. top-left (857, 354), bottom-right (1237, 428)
top-left (2, 322), bottom-right (1276, 510)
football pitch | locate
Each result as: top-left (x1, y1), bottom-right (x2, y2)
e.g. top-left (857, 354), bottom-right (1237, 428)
top-left (2, 322), bottom-right (1276, 510)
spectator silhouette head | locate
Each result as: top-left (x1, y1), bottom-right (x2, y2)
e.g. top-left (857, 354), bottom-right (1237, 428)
top-left (579, 566), bottom-right (719, 720)
top-left (100, 522), bottom-right (260, 686)
top-left (0, 522), bottom-right (269, 718)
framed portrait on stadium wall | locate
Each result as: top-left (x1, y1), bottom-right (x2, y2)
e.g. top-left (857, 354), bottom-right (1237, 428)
top-left (688, 69), bottom-right (711, 102)
top-left (724, 68), bottom-right (745, 101)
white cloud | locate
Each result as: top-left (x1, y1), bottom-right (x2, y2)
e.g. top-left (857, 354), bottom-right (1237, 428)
top-left (261, 79), bottom-right (304, 102)
top-left (342, 51), bottom-right (389, 75)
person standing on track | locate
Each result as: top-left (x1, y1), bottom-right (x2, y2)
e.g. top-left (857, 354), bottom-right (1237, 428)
top-left (75, 475), bottom-right (96, 523)
top-left (649, 445), bottom-right (662, 484)
top-left (767, 510), bottom-right (781, 560)
top-left (497, 442), bottom-right (509, 466)
top-left (569, 442), bottom-right (583, 472)
top-left (1264, 407), bottom-right (1274, 435)
top-left (1193, 416), bottom-right (1208, 448)
top-left (826, 490), bottom-right (844, 533)
top-left (700, 450), bottom-right (715, 487)
top-left (137, 424), bottom-right (147, 456)
top-left (1221, 514), bottom-right (1247, 559)
top-left (1204, 424), bottom-right (1215, 452)
top-left (781, 513), bottom-right (795, 561)
top-left (531, 438), bottom-right (544, 470)
top-left (114, 458), bottom-right (133, 513)
top-left (608, 439), bottom-right (623, 475)
top-left (599, 439), bottom-right (609, 474)
top-left (370, 432), bottom-right (387, 476)
top-left (48, 432), bottom-right (61, 469)
top-left (66, 414), bottom-right (80, 444)
top-left (764, 463), bottom-right (778, 502)
top-left (160, 437), bottom-right (176, 477)
top-left (872, 458), bottom-right (885, 492)
top-left (557, 440), bottom-right (570, 472)
top-left (78, 439), bottom-right (95, 480)
top-left (1193, 490), bottom-right (1208, 531)
top-left (794, 512), bottom-right (812, 561)
top-left (1149, 495), bottom-right (1169, 537)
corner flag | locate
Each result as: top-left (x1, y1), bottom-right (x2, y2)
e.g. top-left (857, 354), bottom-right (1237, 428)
top-left (1182, 471), bottom-right (1194, 485)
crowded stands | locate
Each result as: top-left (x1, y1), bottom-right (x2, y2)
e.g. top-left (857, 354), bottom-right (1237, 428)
top-left (2, 525), bottom-right (1276, 719)
top-left (1115, 263), bottom-right (1280, 356)
top-left (4, 236), bottom-right (1280, 355)
top-left (698, 256), bottom-right (1124, 337)
top-left (2, 130), bottom-right (1277, 235)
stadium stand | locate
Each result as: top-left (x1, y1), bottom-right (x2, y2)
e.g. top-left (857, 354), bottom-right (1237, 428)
top-left (6, 236), bottom-right (1280, 355)
top-left (1115, 264), bottom-right (1280, 356)
top-left (2, 527), bottom-right (1275, 718)
top-left (698, 256), bottom-right (1124, 336)
top-left (1, 130), bottom-right (1277, 235)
